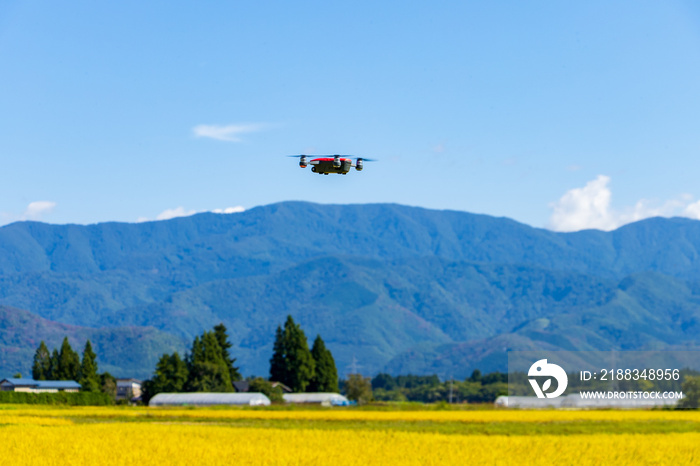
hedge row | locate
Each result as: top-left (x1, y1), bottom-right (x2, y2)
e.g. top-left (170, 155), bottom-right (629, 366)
top-left (0, 391), bottom-right (114, 406)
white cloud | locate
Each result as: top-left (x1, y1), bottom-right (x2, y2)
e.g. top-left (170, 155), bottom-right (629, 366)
top-left (156, 206), bottom-right (197, 221)
top-left (212, 206), bottom-right (245, 214)
top-left (192, 123), bottom-right (265, 142)
top-left (684, 200), bottom-right (700, 220)
top-left (549, 175), bottom-right (699, 232)
top-left (21, 201), bottom-right (57, 221)
top-left (137, 205), bottom-right (245, 223)
top-left (0, 200), bottom-right (58, 226)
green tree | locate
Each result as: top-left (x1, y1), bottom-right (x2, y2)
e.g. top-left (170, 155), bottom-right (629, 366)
top-left (308, 335), bottom-right (338, 392)
top-left (269, 315), bottom-right (315, 392)
top-left (186, 331), bottom-right (234, 392)
top-left (343, 374), bottom-right (373, 404)
top-left (248, 377), bottom-right (284, 403)
top-left (48, 348), bottom-right (60, 379)
top-left (79, 340), bottom-right (100, 392)
top-left (678, 375), bottom-right (700, 409)
top-left (54, 337), bottom-right (80, 381)
top-left (32, 341), bottom-right (52, 380)
top-left (469, 369), bottom-right (482, 383)
top-left (269, 326), bottom-right (286, 384)
top-left (371, 373), bottom-right (396, 391)
top-left (101, 372), bottom-right (117, 399)
top-left (213, 323), bottom-right (242, 383)
top-left (142, 352), bottom-right (189, 404)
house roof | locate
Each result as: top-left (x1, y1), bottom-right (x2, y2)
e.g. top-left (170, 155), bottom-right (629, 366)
top-left (116, 378), bottom-right (142, 385)
top-left (37, 380), bottom-right (81, 389)
top-left (1, 378), bottom-right (36, 387)
top-left (233, 381), bottom-right (250, 392)
top-left (0, 378), bottom-right (81, 389)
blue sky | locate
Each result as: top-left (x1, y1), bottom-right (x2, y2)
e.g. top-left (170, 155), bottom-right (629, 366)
top-left (1, 1), bottom-right (699, 231)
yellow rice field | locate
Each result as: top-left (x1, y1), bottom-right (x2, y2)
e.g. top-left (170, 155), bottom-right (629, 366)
top-left (6, 404), bottom-right (700, 423)
top-left (2, 406), bottom-right (700, 465)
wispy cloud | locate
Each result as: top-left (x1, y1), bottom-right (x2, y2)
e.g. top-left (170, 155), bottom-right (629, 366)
top-left (548, 175), bottom-right (694, 232)
top-left (137, 205), bottom-right (246, 223)
top-left (0, 201), bottom-right (57, 226)
top-left (21, 201), bottom-right (57, 220)
top-left (192, 123), bottom-right (265, 142)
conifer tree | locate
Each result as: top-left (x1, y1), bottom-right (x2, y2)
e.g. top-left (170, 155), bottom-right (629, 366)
top-left (308, 335), bottom-right (338, 392)
top-left (32, 341), bottom-right (51, 380)
top-left (79, 340), bottom-right (100, 392)
top-left (269, 325), bottom-right (286, 384)
top-left (269, 315), bottom-right (315, 392)
top-left (55, 337), bottom-right (80, 380)
top-left (49, 348), bottom-right (60, 380)
top-left (186, 331), bottom-right (233, 392)
top-left (213, 323), bottom-right (241, 382)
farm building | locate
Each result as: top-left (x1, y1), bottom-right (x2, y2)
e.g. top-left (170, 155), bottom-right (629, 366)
top-left (116, 378), bottom-right (142, 401)
top-left (0, 378), bottom-right (81, 393)
top-left (283, 393), bottom-right (350, 406)
top-left (149, 392), bottom-right (271, 407)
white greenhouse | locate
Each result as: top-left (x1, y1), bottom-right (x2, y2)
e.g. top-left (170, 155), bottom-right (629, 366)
top-left (149, 392), bottom-right (271, 407)
top-left (283, 393), bottom-right (350, 406)
top-left (495, 395), bottom-right (678, 409)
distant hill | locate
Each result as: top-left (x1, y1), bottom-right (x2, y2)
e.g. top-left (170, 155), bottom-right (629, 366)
top-left (0, 306), bottom-right (184, 379)
top-left (1, 202), bottom-right (700, 378)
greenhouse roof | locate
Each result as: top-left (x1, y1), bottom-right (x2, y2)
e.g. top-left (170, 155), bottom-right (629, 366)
top-left (149, 392), bottom-right (271, 407)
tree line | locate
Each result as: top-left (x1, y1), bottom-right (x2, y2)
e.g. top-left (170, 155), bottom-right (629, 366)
top-left (31, 337), bottom-right (115, 396)
top-left (141, 323), bottom-right (241, 403)
top-left (142, 316), bottom-right (338, 403)
top-left (270, 315), bottom-right (338, 393)
top-left (369, 370), bottom-right (508, 403)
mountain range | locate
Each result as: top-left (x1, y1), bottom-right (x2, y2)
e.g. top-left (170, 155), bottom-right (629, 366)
top-left (1, 202), bottom-right (700, 379)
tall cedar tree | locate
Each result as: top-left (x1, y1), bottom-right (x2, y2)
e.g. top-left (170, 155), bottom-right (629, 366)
top-left (269, 315), bottom-right (315, 392)
top-left (54, 337), bottom-right (81, 380)
top-left (32, 341), bottom-right (51, 380)
top-left (269, 326), bottom-right (286, 384)
top-left (213, 323), bottom-right (242, 383)
top-left (49, 349), bottom-right (60, 379)
top-left (79, 340), bottom-right (100, 392)
top-left (186, 331), bottom-right (234, 392)
top-left (308, 335), bottom-right (339, 392)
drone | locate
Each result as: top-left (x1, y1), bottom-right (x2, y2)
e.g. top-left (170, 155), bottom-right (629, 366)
top-left (288, 155), bottom-right (376, 175)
